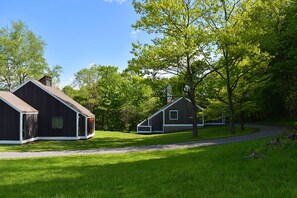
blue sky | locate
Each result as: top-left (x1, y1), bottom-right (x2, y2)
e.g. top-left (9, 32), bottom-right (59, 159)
top-left (0, 0), bottom-right (149, 86)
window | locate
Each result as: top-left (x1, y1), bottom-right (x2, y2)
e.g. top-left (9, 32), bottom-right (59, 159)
top-left (169, 110), bottom-right (178, 120)
top-left (52, 116), bottom-right (63, 129)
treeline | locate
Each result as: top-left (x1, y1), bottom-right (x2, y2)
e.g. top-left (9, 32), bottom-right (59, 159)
top-left (63, 65), bottom-right (169, 131)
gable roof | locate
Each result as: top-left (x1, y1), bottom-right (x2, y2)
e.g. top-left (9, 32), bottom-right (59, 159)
top-left (148, 97), bottom-right (203, 120)
top-left (14, 80), bottom-right (94, 117)
top-left (0, 91), bottom-right (38, 113)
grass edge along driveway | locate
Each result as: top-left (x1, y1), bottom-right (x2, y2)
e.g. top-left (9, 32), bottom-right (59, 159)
top-left (0, 126), bottom-right (257, 152)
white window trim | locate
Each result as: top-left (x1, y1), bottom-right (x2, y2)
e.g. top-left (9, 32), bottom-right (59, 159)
top-left (169, 110), bottom-right (178, 120)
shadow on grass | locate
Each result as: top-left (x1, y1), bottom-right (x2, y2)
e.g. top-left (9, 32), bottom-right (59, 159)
top-left (0, 139), bottom-right (295, 197)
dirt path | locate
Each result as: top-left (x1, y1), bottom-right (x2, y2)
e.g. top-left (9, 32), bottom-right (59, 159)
top-left (0, 124), bottom-right (284, 159)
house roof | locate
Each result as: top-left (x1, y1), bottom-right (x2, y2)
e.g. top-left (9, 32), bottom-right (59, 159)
top-left (147, 97), bottom-right (203, 120)
top-left (14, 80), bottom-right (95, 117)
top-left (0, 91), bottom-right (38, 113)
top-left (33, 80), bottom-right (95, 117)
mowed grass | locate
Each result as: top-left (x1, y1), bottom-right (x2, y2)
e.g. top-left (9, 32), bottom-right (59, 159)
top-left (0, 126), bottom-right (255, 152)
top-left (0, 138), bottom-right (296, 197)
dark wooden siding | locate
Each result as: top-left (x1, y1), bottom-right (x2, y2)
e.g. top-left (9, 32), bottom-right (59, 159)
top-left (0, 100), bottom-right (20, 140)
top-left (165, 98), bottom-right (202, 125)
top-left (139, 119), bottom-right (148, 126)
top-left (79, 115), bottom-right (85, 136)
top-left (14, 82), bottom-right (77, 137)
top-left (137, 126), bottom-right (151, 132)
top-left (23, 114), bottom-right (38, 139)
top-left (150, 111), bottom-right (163, 131)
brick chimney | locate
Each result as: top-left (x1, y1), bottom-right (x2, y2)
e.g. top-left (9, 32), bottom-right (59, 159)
top-left (39, 75), bottom-right (52, 87)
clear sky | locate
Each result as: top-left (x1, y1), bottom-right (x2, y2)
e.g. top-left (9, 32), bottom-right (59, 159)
top-left (0, 0), bottom-right (149, 86)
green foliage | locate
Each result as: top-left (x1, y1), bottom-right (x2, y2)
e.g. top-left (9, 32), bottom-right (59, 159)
top-left (0, 20), bottom-right (49, 90)
top-left (253, 0), bottom-right (297, 118)
top-left (69, 65), bottom-right (160, 131)
top-left (203, 0), bottom-right (271, 132)
top-left (48, 64), bottom-right (63, 86)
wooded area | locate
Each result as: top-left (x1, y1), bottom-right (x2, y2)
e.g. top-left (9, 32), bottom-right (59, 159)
top-left (0, 0), bottom-right (296, 134)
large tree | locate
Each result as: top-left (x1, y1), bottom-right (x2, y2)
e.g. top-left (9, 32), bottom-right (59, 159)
top-left (130, 0), bottom-right (217, 137)
top-left (0, 21), bottom-right (48, 90)
top-left (201, 0), bottom-right (271, 133)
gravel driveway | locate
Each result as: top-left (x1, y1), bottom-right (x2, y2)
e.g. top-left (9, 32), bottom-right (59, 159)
top-left (0, 124), bottom-right (284, 159)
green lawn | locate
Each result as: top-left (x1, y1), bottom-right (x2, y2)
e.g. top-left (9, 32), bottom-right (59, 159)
top-left (0, 126), bottom-right (255, 152)
top-left (0, 137), bottom-right (296, 197)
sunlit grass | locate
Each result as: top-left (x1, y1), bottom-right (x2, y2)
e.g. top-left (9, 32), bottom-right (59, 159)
top-left (0, 138), bottom-right (296, 197)
top-left (0, 126), bottom-right (256, 152)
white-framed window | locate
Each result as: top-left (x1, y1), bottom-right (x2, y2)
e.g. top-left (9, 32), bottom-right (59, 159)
top-left (169, 110), bottom-right (178, 120)
top-left (52, 116), bottom-right (63, 129)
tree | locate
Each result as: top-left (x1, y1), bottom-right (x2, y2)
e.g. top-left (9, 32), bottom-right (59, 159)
top-left (130, 0), bottom-right (217, 137)
top-left (252, 0), bottom-right (297, 118)
top-left (120, 72), bottom-right (159, 131)
top-left (48, 65), bottom-right (63, 86)
top-left (0, 20), bottom-right (48, 90)
top-left (71, 65), bottom-right (158, 131)
top-left (202, 0), bottom-right (270, 133)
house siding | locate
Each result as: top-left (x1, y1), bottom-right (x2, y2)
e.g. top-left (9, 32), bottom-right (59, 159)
top-left (14, 81), bottom-right (77, 137)
top-left (165, 98), bottom-right (202, 125)
top-left (23, 114), bottom-right (38, 140)
top-left (140, 119), bottom-right (149, 126)
top-left (0, 100), bottom-right (20, 140)
top-left (150, 111), bottom-right (163, 131)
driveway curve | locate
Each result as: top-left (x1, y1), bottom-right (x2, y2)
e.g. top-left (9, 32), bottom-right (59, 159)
top-left (0, 124), bottom-right (284, 159)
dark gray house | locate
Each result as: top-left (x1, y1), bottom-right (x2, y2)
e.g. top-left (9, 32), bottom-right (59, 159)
top-left (137, 97), bottom-right (225, 133)
top-left (13, 76), bottom-right (95, 141)
top-left (0, 76), bottom-right (95, 144)
top-left (0, 91), bottom-right (38, 144)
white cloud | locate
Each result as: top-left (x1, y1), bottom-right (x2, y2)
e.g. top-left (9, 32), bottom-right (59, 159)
top-left (104, 0), bottom-right (126, 4)
top-left (131, 29), bottom-right (140, 38)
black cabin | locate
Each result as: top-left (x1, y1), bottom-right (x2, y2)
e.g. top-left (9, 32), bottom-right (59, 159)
top-left (12, 76), bottom-right (95, 142)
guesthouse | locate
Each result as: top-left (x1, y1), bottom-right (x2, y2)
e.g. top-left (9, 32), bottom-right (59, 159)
top-left (137, 97), bottom-right (225, 133)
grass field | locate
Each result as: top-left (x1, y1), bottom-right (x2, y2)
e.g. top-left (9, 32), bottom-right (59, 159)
top-left (0, 137), bottom-right (296, 197)
top-left (0, 126), bottom-right (255, 152)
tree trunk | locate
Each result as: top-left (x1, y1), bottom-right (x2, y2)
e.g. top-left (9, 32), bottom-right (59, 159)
top-left (192, 102), bottom-right (198, 137)
top-left (189, 89), bottom-right (198, 137)
top-left (227, 86), bottom-right (235, 134)
top-left (240, 110), bottom-right (245, 130)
